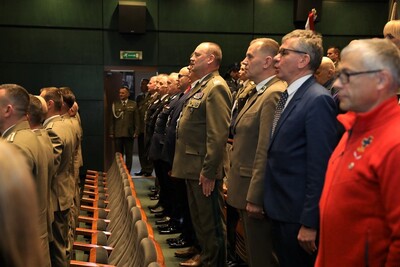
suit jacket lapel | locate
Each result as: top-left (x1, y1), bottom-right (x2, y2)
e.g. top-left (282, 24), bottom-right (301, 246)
top-left (185, 72), bottom-right (216, 101)
top-left (235, 77), bottom-right (280, 128)
top-left (269, 76), bottom-right (315, 145)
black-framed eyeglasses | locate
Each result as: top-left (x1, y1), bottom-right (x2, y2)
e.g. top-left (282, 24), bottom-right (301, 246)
top-left (178, 74), bottom-right (189, 79)
top-left (278, 48), bottom-right (308, 56)
top-left (335, 69), bottom-right (382, 84)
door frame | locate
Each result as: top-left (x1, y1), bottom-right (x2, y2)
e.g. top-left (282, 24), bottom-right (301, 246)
top-left (103, 65), bottom-right (157, 171)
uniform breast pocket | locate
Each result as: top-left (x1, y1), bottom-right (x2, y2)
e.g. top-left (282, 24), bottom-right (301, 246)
top-left (187, 99), bottom-right (201, 109)
top-left (239, 166), bottom-right (252, 178)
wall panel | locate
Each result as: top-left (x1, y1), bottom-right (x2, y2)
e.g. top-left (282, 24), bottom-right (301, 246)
top-left (0, 0), bottom-right (102, 28)
top-left (0, 63), bottom-right (103, 100)
top-left (159, 0), bottom-right (253, 33)
top-left (0, 27), bottom-right (103, 65)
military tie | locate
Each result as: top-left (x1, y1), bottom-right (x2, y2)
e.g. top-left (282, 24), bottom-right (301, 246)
top-left (271, 90), bottom-right (288, 137)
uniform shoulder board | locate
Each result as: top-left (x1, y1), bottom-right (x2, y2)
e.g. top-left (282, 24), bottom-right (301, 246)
top-left (47, 122), bottom-right (54, 129)
top-left (213, 79), bottom-right (222, 85)
top-left (6, 132), bottom-right (16, 142)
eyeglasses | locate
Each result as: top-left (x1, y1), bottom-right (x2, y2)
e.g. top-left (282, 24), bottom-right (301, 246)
top-left (178, 74), bottom-right (189, 79)
top-left (335, 69), bottom-right (382, 84)
top-left (278, 48), bottom-right (308, 56)
top-left (385, 34), bottom-right (395, 40)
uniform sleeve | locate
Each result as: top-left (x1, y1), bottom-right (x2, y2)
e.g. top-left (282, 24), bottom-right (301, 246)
top-left (201, 83), bottom-right (232, 179)
top-left (247, 86), bottom-right (283, 205)
top-left (301, 93), bottom-right (337, 228)
top-left (133, 102), bottom-right (141, 136)
top-left (47, 129), bottom-right (64, 172)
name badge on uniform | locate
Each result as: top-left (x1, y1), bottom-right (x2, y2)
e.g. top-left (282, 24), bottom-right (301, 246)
top-left (193, 92), bottom-right (204, 99)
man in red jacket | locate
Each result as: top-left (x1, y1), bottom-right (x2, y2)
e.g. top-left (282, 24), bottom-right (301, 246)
top-left (316, 38), bottom-right (400, 267)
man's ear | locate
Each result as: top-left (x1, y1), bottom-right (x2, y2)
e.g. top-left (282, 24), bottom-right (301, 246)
top-left (263, 56), bottom-right (273, 69)
top-left (376, 70), bottom-right (391, 91)
top-left (298, 54), bottom-right (311, 69)
top-left (3, 104), bottom-right (13, 118)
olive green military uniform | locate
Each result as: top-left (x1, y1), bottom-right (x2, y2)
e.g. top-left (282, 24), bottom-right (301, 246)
top-left (110, 99), bottom-right (139, 172)
top-left (44, 115), bottom-right (75, 267)
top-left (2, 120), bottom-right (52, 267)
top-left (172, 71), bottom-right (232, 267)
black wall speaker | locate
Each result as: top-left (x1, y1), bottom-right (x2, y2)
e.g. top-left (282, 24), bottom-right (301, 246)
top-left (119, 1), bottom-right (146, 33)
top-left (294, 0), bottom-right (322, 23)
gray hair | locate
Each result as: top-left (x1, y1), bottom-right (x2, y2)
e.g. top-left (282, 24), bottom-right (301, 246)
top-left (341, 38), bottom-right (400, 90)
top-left (282, 30), bottom-right (323, 72)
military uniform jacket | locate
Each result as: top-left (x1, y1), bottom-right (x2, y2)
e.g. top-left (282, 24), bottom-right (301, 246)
top-left (110, 99), bottom-right (140, 138)
top-left (34, 127), bottom-right (60, 240)
top-left (44, 115), bottom-right (75, 212)
top-left (227, 77), bottom-right (286, 209)
top-left (63, 113), bottom-right (82, 181)
top-left (2, 120), bottom-right (49, 238)
top-left (136, 92), bottom-right (152, 134)
top-left (172, 71), bottom-right (232, 180)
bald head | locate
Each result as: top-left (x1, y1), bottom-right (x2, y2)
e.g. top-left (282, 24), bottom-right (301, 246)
top-left (315, 57), bottom-right (335, 86)
top-left (190, 42), bottom-right (223, 77)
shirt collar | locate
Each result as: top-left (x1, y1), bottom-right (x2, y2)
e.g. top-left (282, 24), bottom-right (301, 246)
top-left (286, 74), bottom-right (313, 97)
top-left (256, 75), bottom-right (276, 92)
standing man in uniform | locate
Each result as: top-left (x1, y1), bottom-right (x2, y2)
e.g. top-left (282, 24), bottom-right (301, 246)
top-left (109, 86), bottom-right (140, 172)
top-left (227, 38), bottom-right (286, 267)
top-left (41, 87), bottom-right (75, 267)
top-left (264, 30), bottom-right (337, 267)
top-left (28, 94), bottom-right (62, 264)
top-left (172, 42), bottom-right (232, 267)
top-left (0, 84), bottom-right (52, 267)
top-left (135, 78), bottom-right (152, 176)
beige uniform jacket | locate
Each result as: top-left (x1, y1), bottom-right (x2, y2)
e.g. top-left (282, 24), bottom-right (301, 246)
top-left (2, 121), bottom-right (50, 239)
top-left (44, 116), bottom-right (75, 212)
top-left (227, 77), bottom-right (286, 209)
top-left (34, 128), bottom-right (59, 241)
top-left (136, 92), bottom-right (152, 134)
top-left (172, 71), bottom-right (232, 180)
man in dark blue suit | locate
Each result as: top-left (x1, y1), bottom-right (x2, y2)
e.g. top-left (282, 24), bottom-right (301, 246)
top-left (264, 30), bottom-right (338, 267)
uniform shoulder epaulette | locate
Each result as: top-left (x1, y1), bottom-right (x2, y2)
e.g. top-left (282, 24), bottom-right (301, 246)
top-left (6, 132), bottom-right (16, 143)
top-left (47, 122), bottom-right (54, 129)
top-left (213, 79), bottom-right (222, 85)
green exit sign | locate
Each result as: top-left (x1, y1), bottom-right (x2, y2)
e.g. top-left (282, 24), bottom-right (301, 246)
top-left (120, 50), bottom-right (143, 60)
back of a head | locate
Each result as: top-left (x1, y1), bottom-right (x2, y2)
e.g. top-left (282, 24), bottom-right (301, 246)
top-left (0, 141), bottom-right (43, 267)
top-left (41, 87), bottom-right (63, 111)
top-left (28, 95), bottom-right (45, 126)
top-left (282, 29), bottom-right (323, 72)
top-left (384, 20), bottom-right (400, 39)
top-left (60, 87), bottom-right (76, 109)
top-left (0, 84), bottom-right (30, 119)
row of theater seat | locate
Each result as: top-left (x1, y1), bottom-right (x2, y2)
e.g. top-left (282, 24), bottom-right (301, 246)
top-left (70, 153), bottom-right (165, 267)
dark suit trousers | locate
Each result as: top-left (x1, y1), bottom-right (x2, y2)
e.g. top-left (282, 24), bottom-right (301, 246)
top-left (239, 210), bottom-right (276, 267)
top-left (115, 137), bottom-right (133, 172)
top-left (226, 203), bottom-right (240, 262)
top-left (137, 133), bottom-right (153, 173)
top-left (186, 179), bottom-right (227, 267)
top-left (271, 220), bottom-right (316, 267)
top-left (173, 178), bottom-right (197, 245)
